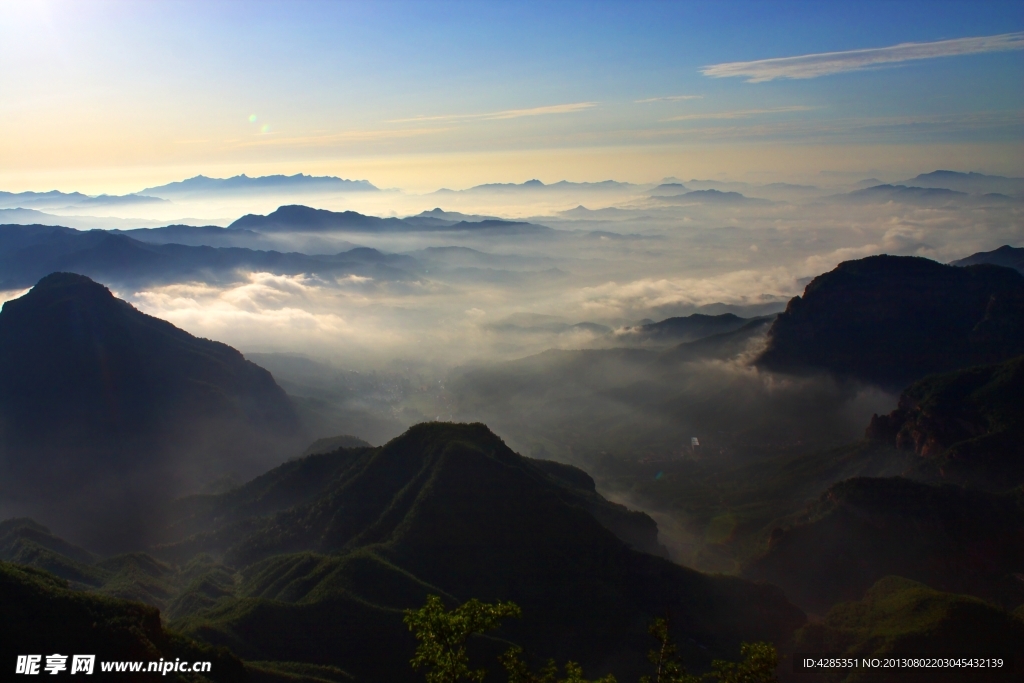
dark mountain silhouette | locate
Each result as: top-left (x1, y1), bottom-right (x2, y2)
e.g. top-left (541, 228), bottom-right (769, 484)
top-left (0, 223), bottom-right (420, 289)
top-left (0, 273), bottom-right (300, 552)
top-left (866, 355), bottom-right (1024, 491)
top-left (757, 255), bottom-right (1024, 389)
top-left (160, 422), bottom-right (804, 681)
top-left (141, 173), bottom-right (378, 198)
top-left (659, 316), bottom-right (775, 363)
top-left (114, 224), bottom-right (269, 248)
top-left (229, 205), bottom-right (552, 235)
top-left (951, 244), bottom-right (1024, 274)
top-left (897, 170), bottom-right (1024, 196)
top-left (617, 313), bottom-right (753, 345)
top-left (653, 189), bottom-right (769, 204)
top-left (409, 207), bottom-right (500, 222)
top-left (0, 561), bottom-right (248, 683)
top-left (791, 577), bottom-right (1024, 683)
top-left (842, 184), bottom-right (968, 203)
top-left (743, 477), bottom-right (1024, 614)
top-left (649, 182), bottom-right (688, 195)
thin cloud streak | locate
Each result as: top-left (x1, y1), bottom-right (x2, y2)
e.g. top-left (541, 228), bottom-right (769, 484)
top-left (388, 102), bottom-right (597, 124)
top-left (635, 95), bottom-right (704, 103)
top-left (702, 32), bottom-right (1024, 82)
top-left (663, 106), bottom-right (814, 122)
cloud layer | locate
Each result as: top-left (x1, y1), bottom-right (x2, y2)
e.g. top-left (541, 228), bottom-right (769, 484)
top-left (702, 32), bottom-right (1024, 82)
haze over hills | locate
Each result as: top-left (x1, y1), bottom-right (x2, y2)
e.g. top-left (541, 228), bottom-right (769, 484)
top-left (0, 273), bottom-right (300, 552)
top-left (611, 312), bottom-right (755, 346)
top-left (433, 179), bottom-right (639, 194)
top-left (229, 204), bottom-right (553, 235)
top-left (896, 170), bottom-right (1024, 196)
top-left (0, 223), bottom-right (422, 289)
top-left (4, 0), bottom-right (1023, 669)
top-left (141, 173), bottom-right (379, 198)
top-left (651, 189), bottom-right (771, 205)
top-left (0, 208), bottom-right (180, 231)
top-left (0, 171), bottom-right (1021, 682)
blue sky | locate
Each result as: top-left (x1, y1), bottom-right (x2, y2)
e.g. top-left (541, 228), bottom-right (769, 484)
top-left (1, 0), bottom-right (1021, 192)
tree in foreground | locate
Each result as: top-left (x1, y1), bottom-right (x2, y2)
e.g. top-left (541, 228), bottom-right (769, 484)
top-left (639, 617), bottom-right (699, 683)
top-left (500, 646), bottom-right (617, 683)
top-left (406, 596), bottom-right (778, 683)
top-left (404, 595), bottom-right (521, 683)
top-left (707, 642), bottom-right (779, 683)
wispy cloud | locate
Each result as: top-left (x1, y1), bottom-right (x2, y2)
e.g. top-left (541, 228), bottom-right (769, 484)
top-left (702, 32), bottom-right (1024, 82)
top-left (388, 102), bottom-right (596, 124)
top-left (663, 106), bottom-right (813, 122)
top-left (635, 95), bottom-right (704, 103)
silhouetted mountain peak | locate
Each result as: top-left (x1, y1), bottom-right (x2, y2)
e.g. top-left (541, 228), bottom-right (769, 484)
top-left (951, 244), bottom-right (1024, 274)
top-left (0, 273), bottom-right (300, 552)
top-left (15, 270), bottom-right (114, 304)
top-left (758, 255), bottom-right (1024, 388)
top-left (160, 421), bottom-right (802, 680)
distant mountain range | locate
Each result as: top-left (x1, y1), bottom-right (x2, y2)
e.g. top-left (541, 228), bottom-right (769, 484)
top-left (141, 173), bottom-right (378, 198)
top-left (951, 244), bottom-right (1024, 274)
top-left (0, 190), bottom-right (91, 210)
top-left (896, 170), bottom-right (1024, 196)
top-left (834, 183), bottom-right (1017, 205)
top-left (433, 179), bottom-right (637, 194)
top-left (757, 255), bottom-right (1024, 388)
top-left (0, 207), bottom-right (177, 231)
top-left (0, 223), bottom-right (422, 289)
top-left (0, 191), bottom-right (166, 211)
top-left (229, 204), bottom-right (552, 234)
top-left (651, 189), bottom-right (771, 205)
top-left (0, 273), bottom-right (300, 551)
top-left (613, 313), bottom-right (754, 345)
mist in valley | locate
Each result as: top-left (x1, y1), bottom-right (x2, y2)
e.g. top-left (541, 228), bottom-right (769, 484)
top-left (4, 173), bottom-right (1015, 566)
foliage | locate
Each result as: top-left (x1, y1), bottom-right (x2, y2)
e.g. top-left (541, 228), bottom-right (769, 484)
top-left (706, 643), bottom-right (778, 683)
top-left (500, 646), bottom-right (617, 683)
top-left (638, 618), bottom-right (699, 683)
top-left (404, 594), bottom-right (521, 683)
top-left (405, 596), bottom-right (780, 683)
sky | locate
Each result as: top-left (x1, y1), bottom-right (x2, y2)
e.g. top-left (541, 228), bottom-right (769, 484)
top-left (1, 0), bottom-right (1022, 193)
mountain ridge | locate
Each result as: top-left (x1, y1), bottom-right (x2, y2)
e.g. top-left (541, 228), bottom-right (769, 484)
top-left (757, 255), bottom-right (1024, 388)
top-left (0, 273), bottom-right (300, 552)
top-left (142, 173), bottom-right (378, 197)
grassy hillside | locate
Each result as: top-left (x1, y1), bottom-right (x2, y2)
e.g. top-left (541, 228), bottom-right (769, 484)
top-left (791, 576), bottom-right (1024, 683)
top-left (744, 478), bottom-right (1024, 614)
top-left (0, 560), bottom-right (246, 682)
top-left (157, 423), bottom-right (804, 681)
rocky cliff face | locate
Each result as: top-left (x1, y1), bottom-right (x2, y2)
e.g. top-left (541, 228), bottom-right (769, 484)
top-left (865, 355), bottom-right (1024, 490)
top-left (757, 255), bottom-right (1024, 389)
